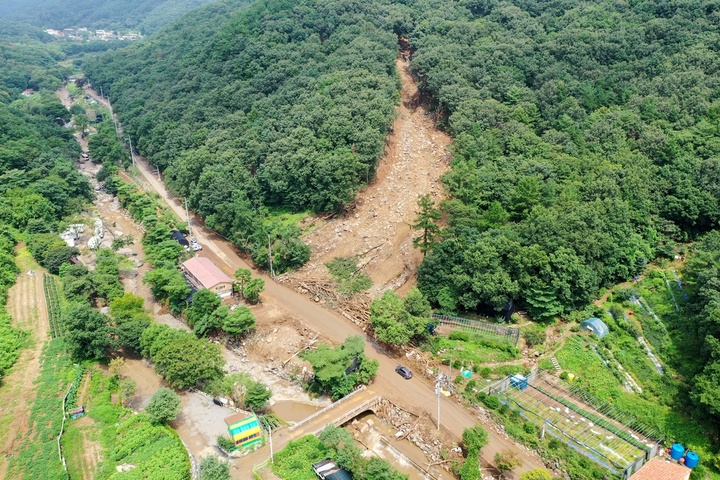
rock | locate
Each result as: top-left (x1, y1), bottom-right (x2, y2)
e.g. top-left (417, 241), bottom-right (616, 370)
top-left (366, 418), bottom-right (374, 427)
top-left (395, 431), bottom-right (404, 438)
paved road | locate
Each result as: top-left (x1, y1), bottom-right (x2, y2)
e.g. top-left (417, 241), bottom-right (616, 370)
top-left (85, 87), bottom-right (545, 479)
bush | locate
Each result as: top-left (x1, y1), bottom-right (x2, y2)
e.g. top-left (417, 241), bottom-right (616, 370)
top-left (477, 393), bottom-right (500, 410)
top-left (216, 435), bottom-right (236, 453)
top-left (462, 424), bottom-right (488, 453)
top-left (198, 455), bottom-right (231, 480)
top-left (449, 331), bottom-right (470, 341)
top-left (494, 450), bottom-right (520, 474)
top-left (523, 326), bottom-right (546, 347)
top-left (519, 468), bottom-right (552, 480)
top-left (145, 387), bottom-right (181, 424)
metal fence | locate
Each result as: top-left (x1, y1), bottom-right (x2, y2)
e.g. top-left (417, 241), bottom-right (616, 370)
top-left (432, 314), bottom-right (520, 345)
top-left (491, 369), bottom-right (663, 479)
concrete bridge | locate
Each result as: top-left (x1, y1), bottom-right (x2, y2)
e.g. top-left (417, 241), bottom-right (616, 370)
top-left (245, 387), bottom-right (427, 479)
top-left (286, 387), bottom-right (382, 436)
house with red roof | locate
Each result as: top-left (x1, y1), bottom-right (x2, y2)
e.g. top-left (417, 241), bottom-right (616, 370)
top-left (630, 457), bottom-right (691, 480)
top-left (181, 256), bottom-right (233, 298)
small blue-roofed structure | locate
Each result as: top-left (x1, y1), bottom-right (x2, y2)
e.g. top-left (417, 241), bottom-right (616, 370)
top-left (580, 317), bottom-right (609, 338)
top-left (510, 373), bottom-right (528, 390)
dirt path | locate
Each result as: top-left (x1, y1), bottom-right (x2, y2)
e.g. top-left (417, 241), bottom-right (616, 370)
top-left (293, 56), bottom-right (452, 296)
top-left (0, 251), bottom-right (49, 479)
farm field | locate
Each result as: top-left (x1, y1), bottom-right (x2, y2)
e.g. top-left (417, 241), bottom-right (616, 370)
top-left (535, 266), bottom-right (718, 479)
top-left (500, 373), bottom-right (659, 477)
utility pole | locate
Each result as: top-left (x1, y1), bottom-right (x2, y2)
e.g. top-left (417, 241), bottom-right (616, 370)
top-left (184, 198), bottom-right (191, 236)
top-left (269, 426), bottom-right (274, 464)
top-left (155, 166), bottom-right (161, 182)
top-left (127, 136), bottom-right (135, 168)
top-left (437, 389), bottom-right (440, 431)
top-left (435, 381), bottom-right (441, 431)
top-left (267, 233), bottom-right (275, 278)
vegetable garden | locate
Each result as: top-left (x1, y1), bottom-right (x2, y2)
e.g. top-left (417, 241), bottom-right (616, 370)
top-left (432, 314), bottom-right (520, 346)
top-left (43, 274), bottom-right (63, 338)
top-left (495, 371), bottom-right (661, 478)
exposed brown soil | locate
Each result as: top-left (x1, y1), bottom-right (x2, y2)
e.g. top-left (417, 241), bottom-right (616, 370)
top-left (0, 253), bottom-right (49, 479)
top-left (290, 56), bottom-right (451, 297)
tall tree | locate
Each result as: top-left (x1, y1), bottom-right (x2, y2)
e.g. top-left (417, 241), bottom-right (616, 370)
top-left (412, 194), bottom-right (441, 256)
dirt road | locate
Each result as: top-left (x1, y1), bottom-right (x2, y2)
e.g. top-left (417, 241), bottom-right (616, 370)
top-left (83, 80), bottom-right (545, 477)
top-left (0, 251), bottom-right (49, 479)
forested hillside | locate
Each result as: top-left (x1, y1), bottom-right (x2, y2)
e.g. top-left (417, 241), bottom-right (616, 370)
top-left (0, 0), bottom-right (220, 33)
top-left (0, 22), bottom-right (69, 98)
top-left (411, 0), bottom-right (720, 320)
top-left (0, 29), bottom-right (93, 378)
top-left (84, 0), bottom-right (403, 272)
top-left (86, 0), bottom-right (720, 311)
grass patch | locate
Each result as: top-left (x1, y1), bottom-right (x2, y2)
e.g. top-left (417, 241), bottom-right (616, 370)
top-left (271, 435), bottom-right (328, 480)
top-left (429, 331), bottom-right (520, 369)
top-left (61, 425), bottom-right (85, 480)
top-left (326, 256), bottom-right (372, 294)
top-left (0, 247), bottom-right (29, 380)
top-left (264, 209), bottom-right (310, 230)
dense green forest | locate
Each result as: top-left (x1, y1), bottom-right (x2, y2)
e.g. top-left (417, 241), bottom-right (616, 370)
top-left (685, 232), bottom-right (720, 421)
top-left (0, 22), bottom-right (70, 98)
top-left (84, 0), bottom-right (403, 272)
top-left (0, 0), bottom-right (220, 34)
top-left (411, 0), bottom-right (720, 320)
top-left (85, 0), bottom-right (720, 312)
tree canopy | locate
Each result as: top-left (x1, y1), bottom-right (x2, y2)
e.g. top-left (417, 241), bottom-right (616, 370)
top-left (302, 335), bottom-right (379, 399)
top-left (145, 387), bottom-right (182, 424)
top-left (406, 0), bottom-right (720, 320)
top-left (84, 0), bottom-right (403, 273)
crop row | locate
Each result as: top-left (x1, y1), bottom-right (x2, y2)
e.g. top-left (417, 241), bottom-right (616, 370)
top-left (43, 274), bottom-right (63, 338)
top-left (532, 384), bottom-right (650, 452)
top-left (65, 365), bottom-right (85, 410)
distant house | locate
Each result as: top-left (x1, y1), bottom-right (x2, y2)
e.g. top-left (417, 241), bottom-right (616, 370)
top-left (629, 457), bottom-right (690, 480)
top-left (181, 256), bottom-right (233, 298)
top-left (21, 89), bottom-right (36, 97)
top-left (580, 317), bottom-right (609, 338)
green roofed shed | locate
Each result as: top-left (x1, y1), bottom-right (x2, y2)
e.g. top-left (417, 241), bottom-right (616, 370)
top-left (580, 317), bottom-right (609, 338)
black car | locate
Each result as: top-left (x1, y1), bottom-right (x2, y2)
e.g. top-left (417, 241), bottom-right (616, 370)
top-left (395, 365), bottom-right (413, 379)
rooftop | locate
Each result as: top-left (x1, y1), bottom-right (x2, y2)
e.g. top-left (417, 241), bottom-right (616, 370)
top-left (182, 256), bottom-right (232, 289)
top-left (630, 457), bottom-right (691, 480)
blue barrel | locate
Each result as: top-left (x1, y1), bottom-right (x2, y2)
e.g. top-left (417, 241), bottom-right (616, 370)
top-left (670, 444), bottom-right (684, 460)
top-left (684, 452), bottom-right (699, 469)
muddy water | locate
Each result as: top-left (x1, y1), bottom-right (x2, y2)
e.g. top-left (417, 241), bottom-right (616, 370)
top-left (350, 412), bottom-right (453, 480)
top-left (270, 400), bottom-right (322, 423)
top-left (120, 357), bottom-right (165, 410)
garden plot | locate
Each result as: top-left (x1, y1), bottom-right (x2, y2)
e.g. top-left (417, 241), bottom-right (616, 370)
top-left (499, 372), bottom-right (660, 475)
